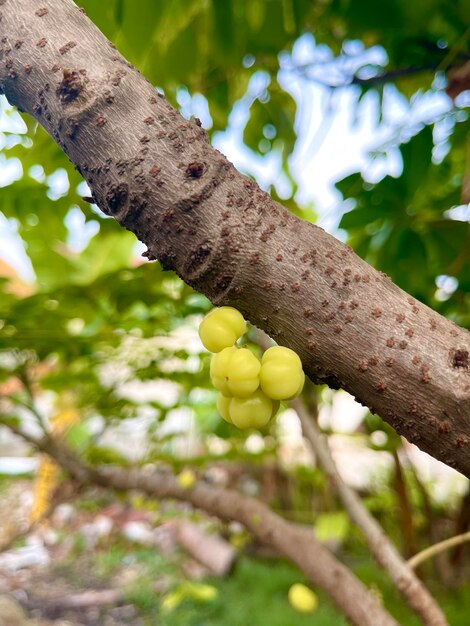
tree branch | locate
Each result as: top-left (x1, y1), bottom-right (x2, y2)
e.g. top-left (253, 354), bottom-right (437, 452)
top-left (408, 531), bottom-right (470, 570)
top-left (351, 55), bottom-right (470, 88)
top-left (291, 397), bottom-right (448, 626)
top-left (0, 417), bottom-right (41, 447)
top-left (1, 0), bottom-right (470, 477)
top-left (351, 63), bottom-right (440, 87)
top-left (392, 448), bottom-right (417, 558)
top-left (446, 60), bottom-right (470, 100)
top-left (290, 52), bottom-right (470, 89)
top-left (10, 428), bottom-right (398, 626)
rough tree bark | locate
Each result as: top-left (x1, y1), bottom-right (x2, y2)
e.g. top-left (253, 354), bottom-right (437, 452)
top-left (1, 1), bottom-right (469, 476)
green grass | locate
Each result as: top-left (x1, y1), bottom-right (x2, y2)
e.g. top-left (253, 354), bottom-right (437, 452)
top-left (50, 529), bottom-right (470, 626)
top-left (140, 558), bottom-right (346, 626)
top-left (124, 553), bottom-right (470, 626)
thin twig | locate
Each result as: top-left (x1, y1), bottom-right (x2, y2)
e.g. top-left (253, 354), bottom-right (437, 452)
top-left (402, 445), bottom-right (454, 584)
top-left (392, 448), bottom-right (417, 558)
top-left (7, 397), bottom-right (48, 434)
top-left (291, 51), bottom-right (470, 89)
top-left (17, 370), bottom-right (49, 434)
top-left (351, 63), bottom-right (440, 87)
top-left (0, 416), bottom-right (42, 447)
top-left (408, 531), bottom-right (470, 570)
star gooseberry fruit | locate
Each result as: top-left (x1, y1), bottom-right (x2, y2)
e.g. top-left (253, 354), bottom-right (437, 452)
top-left (199, 306), bottom-right (246, 353)
top-left (288, 583), bottom-right (318, 614)
top-left (259, 346), bottom-right (305, 400)
top-left (217, 390), bottom-right (279, 429)
top-left (211, 346), bottom-right (261, 397)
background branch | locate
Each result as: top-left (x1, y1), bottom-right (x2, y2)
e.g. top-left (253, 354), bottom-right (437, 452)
top-left (290, 396), bottom-right (448, 626)
top-left (16, 370), bottom-right (49, 434)
top-left (5, 423), bottom-right (399, 626)
top-left (408, 532), bottom-right (470, 570)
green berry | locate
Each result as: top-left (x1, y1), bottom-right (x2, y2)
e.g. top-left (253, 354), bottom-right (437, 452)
top-left (199, 307), bottom-right (246, 352)
top-left (260, 346), bottom-right (304, 400)
top-left (229, 390), bottom-right (279, 429)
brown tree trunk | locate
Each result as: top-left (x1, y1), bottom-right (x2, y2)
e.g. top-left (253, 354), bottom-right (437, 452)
top-left (1, 0), bottom-right (469, 477)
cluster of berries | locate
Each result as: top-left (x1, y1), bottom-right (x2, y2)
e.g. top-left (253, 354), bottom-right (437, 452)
top-left (199, 307), bottom-right (305, 429)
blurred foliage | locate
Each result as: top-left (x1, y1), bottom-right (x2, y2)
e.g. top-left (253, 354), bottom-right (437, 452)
top-left (1, 0), bottom-right (470, 620)
top-left (337, 121), bottom-right (470, 326)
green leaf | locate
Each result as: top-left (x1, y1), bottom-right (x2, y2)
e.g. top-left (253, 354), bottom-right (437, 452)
top-left (335, 173), bottom-right (364, 199)
top-left (339, 207), bottom-right (380, 230)
top-left (400, 126), bottom-right (433, 196)
top-left (314, 512), bottom-right (350, 543)
top-left (85, 446), bottom-right (129, 466)
top-left (71, 231), bottom-right (136, 285)
top-left (427, 220), bottom-right (470, 270)
top-left (243, 80), bottom-right (297, 160)
top-left (65, 423), bottom-right (91, 453)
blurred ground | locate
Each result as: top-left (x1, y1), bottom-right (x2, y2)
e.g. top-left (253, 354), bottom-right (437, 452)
top-left (0, 475), bottom-right (468, 626)
top-left (0, 397), bottom-right (469, 626)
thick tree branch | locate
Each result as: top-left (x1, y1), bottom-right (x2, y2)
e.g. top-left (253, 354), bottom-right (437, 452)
top-left (291, 398), bottom-right (448, 626)
top-left (15, 429), bottom-right (398, 626)
top-left (1, 0), bottom-right (470, 476)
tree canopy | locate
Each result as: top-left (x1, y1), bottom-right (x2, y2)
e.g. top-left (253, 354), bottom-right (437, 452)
top-left (1, 0), bottom-right (469, 468)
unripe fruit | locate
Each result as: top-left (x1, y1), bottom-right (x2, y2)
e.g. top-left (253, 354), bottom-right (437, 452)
top-left (226, 349), bottom-right (261, 397)
top-left (261, 346), bottom-right (302, 368)
top-left (288, 584), bottom-right (318, 614)
top-left (200, 309), bottom-right (304, 430)
top-left (229, 390), bottom-right (279, 429)
top-left (260, 346), bottom-right (304, 400)
top-left (211, 346), bottom-right (238, 396)
top-left (199, 306), bottom-right (246, 353)
top-left (177, 469), bottom-right (196, 490)
top-left (211, 347), bottom-right (261, 397)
